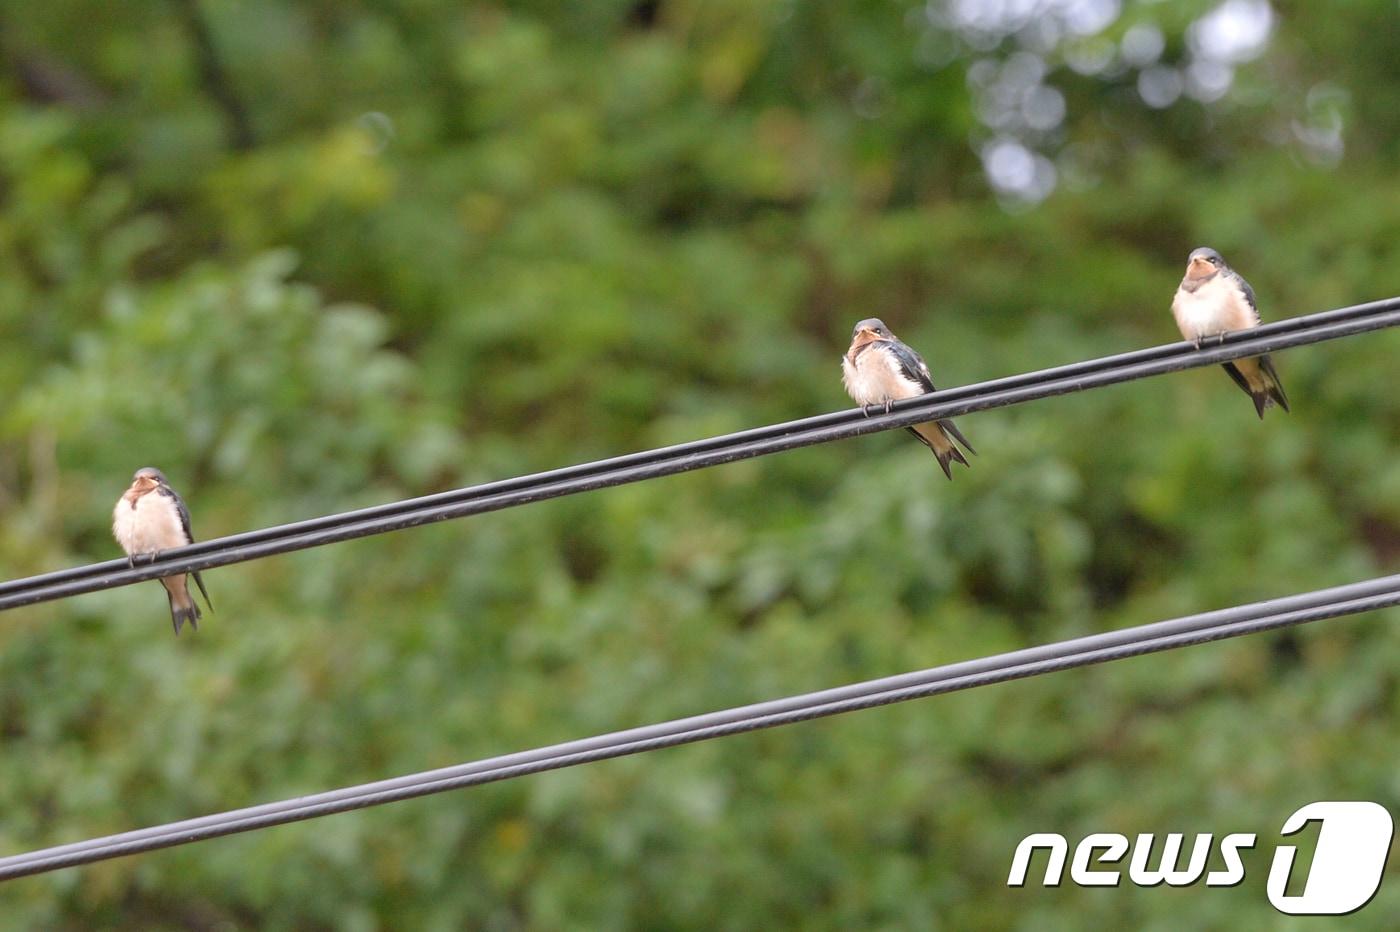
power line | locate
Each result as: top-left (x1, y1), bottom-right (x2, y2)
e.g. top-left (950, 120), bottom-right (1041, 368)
top-left (2, 295), bottom-right (1399, 613)
top-left (2, 570), bottom-right (1397, 880)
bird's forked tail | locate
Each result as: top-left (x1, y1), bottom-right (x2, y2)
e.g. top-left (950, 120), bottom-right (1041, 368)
top-left (909, 419), bottom-right (976, 480)
top-left (162, 576), bottom-right (203, 636)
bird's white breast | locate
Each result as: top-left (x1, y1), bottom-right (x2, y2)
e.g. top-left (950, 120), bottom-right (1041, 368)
top-left (112, 492), bottom-right (187, 556)
top-left (1172, 275), bottom-right (1258, 341)
top-left (841, 345), bottom-right (923, 406)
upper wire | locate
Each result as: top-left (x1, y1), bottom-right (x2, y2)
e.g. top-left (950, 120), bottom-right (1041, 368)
top-left (2, 295), bottom-right (1399, 612)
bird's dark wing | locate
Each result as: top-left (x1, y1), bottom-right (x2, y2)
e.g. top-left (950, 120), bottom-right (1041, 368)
top-left (886, 338), bottom-right (975, 454)
top-left (1257, 354), bottom-right (1290, 412)
top-left (1220, 362), bottom-right (1252, 398)
top-left (941, 419), bottom-right (976, 456)
top-left (1232, 271), bottom-right (1260, 322)
top-left (159, 486), bottom-right (197, 544)
top-left (190, 571), bottom-right (214, 612)
top-left (161, 485), bottom-right (215, 611)
top-left (884, 339), bottom-right (937, 393)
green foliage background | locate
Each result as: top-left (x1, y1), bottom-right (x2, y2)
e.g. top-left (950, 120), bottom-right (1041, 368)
top-left (2, 0), bottom-right (1399, 927)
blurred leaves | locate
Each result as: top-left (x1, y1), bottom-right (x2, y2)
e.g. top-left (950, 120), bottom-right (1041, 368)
top-left (0, 0), bottom-right (1399, 927)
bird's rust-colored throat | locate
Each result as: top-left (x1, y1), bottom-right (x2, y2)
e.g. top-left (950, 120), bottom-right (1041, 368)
top-left (1185, 257), bottom-right (1217, 281)
top-left (847, 328), bottom-right (886, 358)
top-left (123, 477), bottom-right (159, 506)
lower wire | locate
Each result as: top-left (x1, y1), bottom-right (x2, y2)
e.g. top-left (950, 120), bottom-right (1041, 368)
top-left (2, 572), bottom-right (1397, 880)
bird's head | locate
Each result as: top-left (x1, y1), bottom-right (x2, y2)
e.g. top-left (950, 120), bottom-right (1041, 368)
top-left (1185, 246), bottom-right (1226, 281)
top-left (128, 467), bottom-right (167, 497)
top-left (849, 317), bottom-right (894, 349)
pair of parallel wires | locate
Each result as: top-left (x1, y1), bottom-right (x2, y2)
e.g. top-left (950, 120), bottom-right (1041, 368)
top-left (1, 297), bottom-right (1398, 879)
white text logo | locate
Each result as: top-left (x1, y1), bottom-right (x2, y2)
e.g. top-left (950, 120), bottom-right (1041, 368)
top-left (1008, 801), bottom-right (1393, 915)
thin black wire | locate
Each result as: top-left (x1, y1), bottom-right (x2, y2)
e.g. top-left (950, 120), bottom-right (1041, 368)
top-left (2, 571), bottom-right (1397, 880)
top-left (2, 295), bottom-right (1399, 613)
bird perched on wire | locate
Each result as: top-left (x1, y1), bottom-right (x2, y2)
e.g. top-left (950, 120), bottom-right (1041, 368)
top-left (112, 467), bottom-right (213, 635)
top-left (841, 317), bottom-right (976, 479)
top-left (1171, 247), bottom-right (1290, 418)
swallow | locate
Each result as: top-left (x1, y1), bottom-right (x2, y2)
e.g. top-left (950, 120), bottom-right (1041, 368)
top-left (1172, 247), bottom-right (1290, 419)
top-left (111, 467), bottom-right (213, 635)
top-left (841, 318), bottom-right (976, 479)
